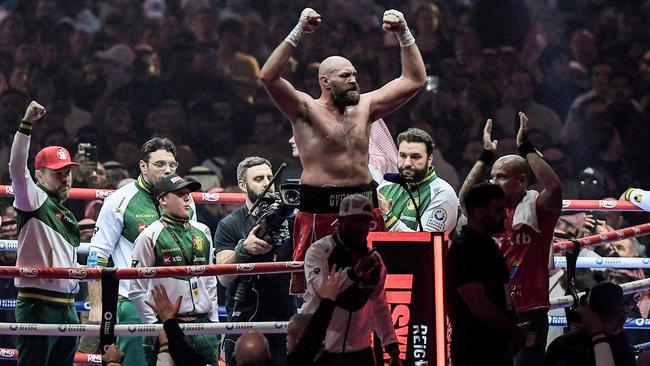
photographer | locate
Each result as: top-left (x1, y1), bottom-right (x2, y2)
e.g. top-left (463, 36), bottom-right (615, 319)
top-left (213, 156), bottom-right (296, 366)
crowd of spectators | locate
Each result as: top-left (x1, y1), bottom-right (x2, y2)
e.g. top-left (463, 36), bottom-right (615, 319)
top-left (0, 0), bottom-right (650, 363)
top-left (0, 0), bottom-right (647, 213)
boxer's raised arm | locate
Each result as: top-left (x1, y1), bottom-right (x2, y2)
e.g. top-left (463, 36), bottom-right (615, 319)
top-left (260, 8), bottom-right (320, 121)
top-left (369, 10), bottom-right (426, 121)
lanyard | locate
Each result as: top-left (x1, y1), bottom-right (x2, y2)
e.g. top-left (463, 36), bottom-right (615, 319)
top-left (161, 220), bottom-right (197, 265)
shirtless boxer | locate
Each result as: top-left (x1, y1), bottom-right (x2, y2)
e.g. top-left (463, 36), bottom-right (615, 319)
top-left (260, 8), bottom-right (426, 293)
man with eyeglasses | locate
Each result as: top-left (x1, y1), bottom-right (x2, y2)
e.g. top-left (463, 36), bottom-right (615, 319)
top-left (88, 137), bottom-right (196, 366)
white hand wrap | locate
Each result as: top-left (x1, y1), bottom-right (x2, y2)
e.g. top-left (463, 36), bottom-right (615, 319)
top-left (284, 8), bottom-right (315, 47)
top-left (383, 9), bottom-right (415, 47)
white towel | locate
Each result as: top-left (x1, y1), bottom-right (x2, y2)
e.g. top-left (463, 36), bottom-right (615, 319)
top-left (512, 190), bottom-right (541, 233)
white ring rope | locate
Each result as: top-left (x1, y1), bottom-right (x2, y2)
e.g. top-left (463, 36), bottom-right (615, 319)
top-left (0, 321), bottom-right (288, 337)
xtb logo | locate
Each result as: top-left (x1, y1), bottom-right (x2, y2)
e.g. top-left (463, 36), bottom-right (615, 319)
top-left (513, 232), bottom-right (532, 245)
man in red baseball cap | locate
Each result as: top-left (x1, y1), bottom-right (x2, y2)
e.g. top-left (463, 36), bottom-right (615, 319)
top-left (33, 145), bottom-right (79, 200)
top-left (9, 101), bottom-right (82, 366)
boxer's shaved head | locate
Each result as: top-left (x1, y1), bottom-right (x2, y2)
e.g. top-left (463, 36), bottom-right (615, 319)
top-left (319, 56), bottom-right (353, 77)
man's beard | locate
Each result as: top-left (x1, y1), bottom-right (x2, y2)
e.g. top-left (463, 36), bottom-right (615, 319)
top-left (54, 185), bottom-right (70, 202)
top-left (247, 189), bottom-right (261, 204)
top-left (331, 84), bottom-right (360, 108)
top-left (398, 166), bottom-right (428, 183)
top-left (57, 188), bottom-right (70, 201)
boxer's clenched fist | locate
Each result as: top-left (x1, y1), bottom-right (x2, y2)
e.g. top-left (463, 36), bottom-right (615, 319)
top-left (382, 9), bottom-right (415, 47)
top-left (285, 8), bottom-right (321, 47)
top-left (298, 8), bottom-right (321, 33)
top-left (382, 9), bottom-right (406, 32)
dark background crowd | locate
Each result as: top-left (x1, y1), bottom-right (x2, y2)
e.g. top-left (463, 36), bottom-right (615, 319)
top-left (0, 0), bottom-right (649, 361)
top-left (0, 0), bottom-right (649, 205)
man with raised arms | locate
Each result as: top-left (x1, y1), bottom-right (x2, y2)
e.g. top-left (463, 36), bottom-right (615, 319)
top-left (260, 7), bottom-right (426, 293)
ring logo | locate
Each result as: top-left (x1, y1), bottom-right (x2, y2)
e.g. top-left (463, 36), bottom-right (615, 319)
top-left (5, 186), bottom-right (13, 195)
top-left (599, 234), bottom-right (608, 242)
top-left (599, 199), bottom-right (617, 209)
top-left (84, 302), bottom-right (91, 311)
top-left (596, 258), bottom-right (604, 265)
top-left (68, 269), bottom-right (88, 279)
top-left (95, 190), bottom-right (113, 199)
top-left (137, 268), bottom-right (157, 278)
top-left (562, 200), bottom-right (571, 208)
top-left (201, 193), bottom-right (220, 202)
top-left (274, 322), bottom-right (285, 329)
top-left (643, 258), bottom-right (650, 265)
top-left (187, 265), bottom-right (206, 275)
top-left (9, 324), bottom-right (17, 331)
top-left (226, 323), bottom-right (234, 330)
top-left (236, 263), bottom-right (255, 271)
top-left (633, 226), bottom-right (641, 234)
top-left (616, 230), bottom-right (625, 238)
top-left (19, 268), bottom-right (38, 278)
top-left (128, 325), bottom-right (137, 333)
top-left (636, 318), bottom-right (645, 326)
top-left (583, 239), bottom-right (591, 245)
top-left (285, 261), bottom-right (303, 268)
top-left (58, 325), bottom-right (67, 332)
top-left (88, 354), bottom-right (102, 362)
top-left (0, 348), bottom-right (15, 358)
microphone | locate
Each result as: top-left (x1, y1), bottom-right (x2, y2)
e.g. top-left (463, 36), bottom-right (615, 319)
top-left (383, 173), bottom-right (406, 185)
top-left (382, 173), bottom-right (423, 231)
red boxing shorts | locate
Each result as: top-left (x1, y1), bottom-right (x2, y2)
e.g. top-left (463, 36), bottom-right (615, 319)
top-left (290, 184), bottom-right (385, 294)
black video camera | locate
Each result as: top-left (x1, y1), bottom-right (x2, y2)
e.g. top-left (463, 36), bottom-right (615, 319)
top-left (252, 183), bottom-right (299, 247)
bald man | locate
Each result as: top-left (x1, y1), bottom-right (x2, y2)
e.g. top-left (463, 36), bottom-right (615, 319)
top-left (459, 112), bottom-right (562, 366)
top-left (260, 8), bottom-right (426, 293)
top-left (232, 331), bottom-right (271, 366)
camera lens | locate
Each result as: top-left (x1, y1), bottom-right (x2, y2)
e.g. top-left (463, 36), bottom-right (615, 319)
top-left (282, 189), bottom-right (300, 205)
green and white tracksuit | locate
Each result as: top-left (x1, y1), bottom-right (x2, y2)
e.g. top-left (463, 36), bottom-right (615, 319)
top-left (129, 214), bottom-right (219, 365)
top-left (378, 168), bottom-right (459, 232)
top-left (89, 175), bottom-right (196, 366)
top-left (9, 131), bottom-right (80, 366)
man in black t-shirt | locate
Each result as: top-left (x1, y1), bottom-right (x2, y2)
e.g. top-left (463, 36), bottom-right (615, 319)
top-left (213, 156), bottom-right (295, 366)
top-left (445, 183), bottom-right (523, 366)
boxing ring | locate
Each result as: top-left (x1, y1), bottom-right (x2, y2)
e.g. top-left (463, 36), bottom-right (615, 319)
top-left (0, 186), bottom-right (649, 364)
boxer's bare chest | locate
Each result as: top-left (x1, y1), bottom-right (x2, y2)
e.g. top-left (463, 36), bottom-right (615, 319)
top-left (299, 102), bottom-right (369, 152)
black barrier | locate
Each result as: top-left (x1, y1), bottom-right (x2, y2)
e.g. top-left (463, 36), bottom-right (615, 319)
top-left (369, 232), bottom-right (447, 366)
top-left (99, 268), bottom-right (119, 364)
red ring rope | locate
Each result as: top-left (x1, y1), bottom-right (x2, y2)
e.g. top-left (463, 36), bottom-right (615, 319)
top-left (553, 222), bottom-right (650, 252)
top-left (0, 261), bottom-right (304, 280)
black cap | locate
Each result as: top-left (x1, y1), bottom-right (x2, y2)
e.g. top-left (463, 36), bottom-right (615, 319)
top-left (588, 281), bottom-right (625, 321)
top-left (154, 173), bottom-right (201, 200)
